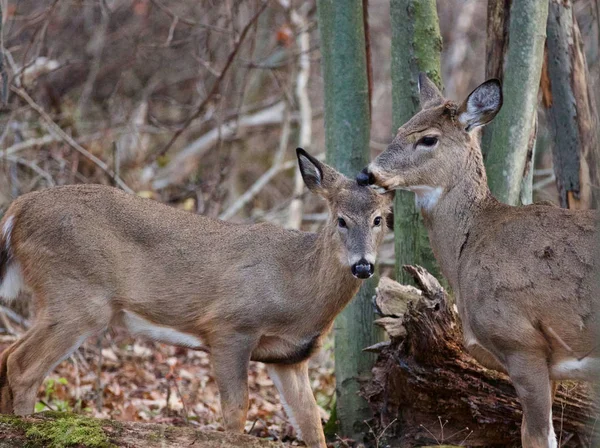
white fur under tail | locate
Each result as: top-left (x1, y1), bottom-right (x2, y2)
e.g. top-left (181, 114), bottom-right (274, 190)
top-left (0, 216), bottom-right (24, 301)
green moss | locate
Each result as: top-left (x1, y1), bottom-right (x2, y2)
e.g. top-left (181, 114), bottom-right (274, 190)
top-left (412, 0), bottom-right (443, 88)
top-left (146, 431), bottom-right (163, 442)
top-left (0, 413), bottom-right (33, 431)
top-left (24, 413), bottom-right (113, 448)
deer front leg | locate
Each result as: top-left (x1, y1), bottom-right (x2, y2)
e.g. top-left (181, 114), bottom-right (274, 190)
top-left (211, 336), bottom-right (254, 433)
top-left (506, 352), bottom-right (556, 448)
top-left (267, 361), bottom-right (326, 448)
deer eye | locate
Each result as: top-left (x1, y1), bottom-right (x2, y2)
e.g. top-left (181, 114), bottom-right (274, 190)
top-left (417, 136), bottom-right (438, 147)
top-left (373, 216), bottom-right (382, 227)
top-left (337, 217), bottom-right (347, 228)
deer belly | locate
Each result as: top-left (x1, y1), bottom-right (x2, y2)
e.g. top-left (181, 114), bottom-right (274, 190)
top-left (550, 357), bottom-right (600, 381)
top-left (251, 334), bottom-right (321, 365)
top-left (121, 310), bottom-right (204, 349)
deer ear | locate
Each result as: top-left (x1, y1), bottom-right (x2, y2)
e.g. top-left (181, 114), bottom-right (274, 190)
top-left (418, 72), bottom-right (444, 109)
top-left (297, 147), bottom-right (324, 192)
top-left (458, 79), bottom-right (503, 132)
top-left (296, 148), bottom-right (342, 197)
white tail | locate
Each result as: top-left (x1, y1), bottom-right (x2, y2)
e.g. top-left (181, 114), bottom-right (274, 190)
top-left (0, 216), bottom-right (24, 301)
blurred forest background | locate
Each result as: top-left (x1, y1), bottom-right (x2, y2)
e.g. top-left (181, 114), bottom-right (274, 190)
top-left (0, 0), bottom-right (598, 446)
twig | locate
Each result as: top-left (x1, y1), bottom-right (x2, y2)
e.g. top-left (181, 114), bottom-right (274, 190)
top-left (533, 173), bottom-right (556, 191)
top-left (219, 103), bottom-right (292, 220)
top-left (95, 334), bottom-right (104, 412)
top-left (2, 154), bottom-right (55, 186)
top-left (78, 0), bottom-right (110, 112)
top-left (11, 86), bottom-right (134, 193)
top-left (285, 2), bottom-right (312, 230)
top-left (149, 0), bottom-right (230, 31)
top-left (4, 126), bottom-right (164, 157)
top-left (153, 1), bottom-right (268, 161)
top-left (152, 101), bottom-right (287, 190)
top-left (0, 310), bottom-right (15, 335)
top-left (0, 305), bottom-right (30, 327)
top-left (170, 375), bottom-right (189, 424)
top-left (38, 399), bottom-right (55, 412)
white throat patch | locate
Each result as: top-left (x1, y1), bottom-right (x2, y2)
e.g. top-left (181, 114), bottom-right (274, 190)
top-left (406, 185), bottom-right (443, 211)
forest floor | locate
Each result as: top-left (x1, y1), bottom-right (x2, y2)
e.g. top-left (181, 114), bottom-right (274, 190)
top-left (0, 330), bottom-right (337, 447)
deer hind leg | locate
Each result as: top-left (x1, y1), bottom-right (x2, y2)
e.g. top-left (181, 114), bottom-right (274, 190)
top-left (506, 352), bottom-right (556, 448)
top-left (0, 339), bottom-right (23, 413)
top-left (1, 292), bottom-right (111, 415)
top-left (4, 322), bottom-right (98, 415)
top-left (210, 335), bottom-right (255, 433)
top-left (267, 361), bottom-right (326, 448)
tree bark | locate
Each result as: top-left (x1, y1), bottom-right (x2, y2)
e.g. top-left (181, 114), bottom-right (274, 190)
top-left (0, 412), bottom-right (279, 448)
top-left (545, 0), bottom-right (600, 209)
top-left (390, 0), bottom-right (442, 285)
top-left (483, 0), bottom-right (548, 205)
top-left (362, 266), bottom-right (599, 447)
top-left (316, 0), bottom-right (377, 440)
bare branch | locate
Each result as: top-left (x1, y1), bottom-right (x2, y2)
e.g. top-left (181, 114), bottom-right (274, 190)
top-left (1, 154), bottom-right (55, 186)
top-left (152, 101), bottom-right (288, 190)
top-left (153, 2), bottom-right (268, 162)
top-left (219, 104), bottom-right (292, 220)
top-left (286, 3), bottom-right (312, 230)
top-left (11, 86), bottom-right (134, 193)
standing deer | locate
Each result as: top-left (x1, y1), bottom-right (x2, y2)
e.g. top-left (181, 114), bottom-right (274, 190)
top-left (358, 74), bottom-right (598, 448)
top-left (0, 148), bottom-right (392, 448)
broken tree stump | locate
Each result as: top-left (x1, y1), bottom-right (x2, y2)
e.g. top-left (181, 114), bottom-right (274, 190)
top-left (361, 266), bottom-right (598, 447)
top-left (0, 411), bottom-right (282, 448)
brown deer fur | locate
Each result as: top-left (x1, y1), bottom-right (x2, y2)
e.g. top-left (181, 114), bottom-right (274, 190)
top-left (0, 148), bottom-right (392, 448)
top-left (360, 74), bottom-right (598, 448)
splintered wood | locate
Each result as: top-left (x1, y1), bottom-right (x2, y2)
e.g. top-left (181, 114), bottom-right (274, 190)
top-left (361, 265), bottom-right (599, 447)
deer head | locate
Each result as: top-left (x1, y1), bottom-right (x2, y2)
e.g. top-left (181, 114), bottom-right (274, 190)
top-left (297, 148), bottom-right (392, 278)
top-left (357, 74), bottom-right (502, 209)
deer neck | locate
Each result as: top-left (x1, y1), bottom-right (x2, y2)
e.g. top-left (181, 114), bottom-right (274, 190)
top-left (301, 223), bottom-right (362, 327)
top-left (419, 146), bottom-right (493, 287)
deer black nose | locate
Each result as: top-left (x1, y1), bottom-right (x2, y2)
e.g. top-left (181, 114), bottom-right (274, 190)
top-left (351, 259), bottom-right (374, 279)
top-left (356, 168), bottom-right (375, 186)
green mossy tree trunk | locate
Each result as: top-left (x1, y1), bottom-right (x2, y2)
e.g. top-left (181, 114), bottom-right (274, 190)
top-left (483, 0), bottom-right (548, 205)
top-left (317, 0), bottom-right (377, 441)
top-left (390, 0), bottom-right (442, 285)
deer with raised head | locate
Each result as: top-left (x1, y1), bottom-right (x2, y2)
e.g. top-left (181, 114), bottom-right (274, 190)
top-left (0, 148), bottom-right (392, 448)
top-left (358, 74), bottom-right (598, 448)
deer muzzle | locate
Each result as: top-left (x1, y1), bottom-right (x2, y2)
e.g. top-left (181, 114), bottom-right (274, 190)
top-left (351, 258), bottom-right (374, 279)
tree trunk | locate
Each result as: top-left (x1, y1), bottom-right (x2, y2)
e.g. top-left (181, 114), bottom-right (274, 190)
top-left (545, 0), bottom-right (600, 209)
top-left (390, 0), bottom-right (442, 285)
top-left (0, 412), bottom-right (279, 448)
top-left (483, 0), bottom-right (548, 205)
top-left (316, 0), bottom-right (377, 440)
top-left (361, 267), bottom-right (599, 447)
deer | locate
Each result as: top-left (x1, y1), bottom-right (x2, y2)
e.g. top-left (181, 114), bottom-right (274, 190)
top-left (0, 148), bottom-right (393, 448)
top-left (357, 74), bottom-right (599, 448)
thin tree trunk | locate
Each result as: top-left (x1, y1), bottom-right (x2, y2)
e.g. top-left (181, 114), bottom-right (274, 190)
top-left (483, 0), bottom-right (548, 205)
top-left (390, 0), bottom-right (442, 285)
top-left (316, 0), bottom-right (376, 440)
top-left (546, 0), bottom-right (600, 209)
